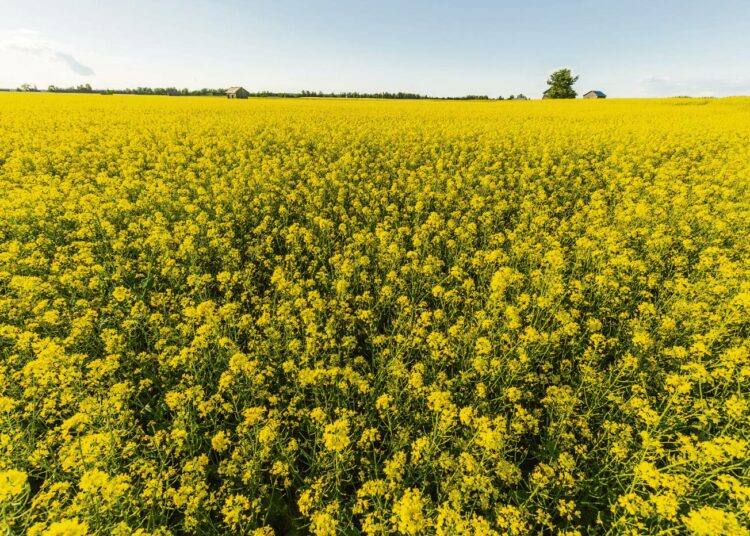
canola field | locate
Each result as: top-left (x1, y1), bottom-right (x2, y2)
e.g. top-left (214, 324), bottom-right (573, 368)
top-left (1, 94), bottom-right (750, 535)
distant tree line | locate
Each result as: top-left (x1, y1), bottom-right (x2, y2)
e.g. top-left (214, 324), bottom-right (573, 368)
top-left (103, 87), bottom-right (228, 96)
top-left (298, 90), bottom-right (429, 99)
top-left (44, 85), bottom-right (227, 96)
top-left (6, 69), bottom-right (598, 100)
top-left (28, 85), bottom-right (529, 100)
top-left (46, 84), bottom-right (93, 93)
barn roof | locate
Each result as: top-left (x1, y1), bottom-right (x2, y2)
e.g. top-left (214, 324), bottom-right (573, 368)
top-left (586, 90), bottom-right (606, 97)
top-left (226, 86), bottom-right (246, 94)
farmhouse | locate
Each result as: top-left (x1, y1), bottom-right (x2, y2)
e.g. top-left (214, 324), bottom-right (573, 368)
top-left (226, 86), bottom-right (250, 99)
top-left (583, 90), bottom-right (607, 99)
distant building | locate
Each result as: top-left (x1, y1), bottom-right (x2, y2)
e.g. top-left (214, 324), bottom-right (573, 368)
top-left (226, 87), bottom-right (250, 99)
top-left (583, 90), bottom-right (607, 99)
top-left (542, 88), bottom-right (552, 99)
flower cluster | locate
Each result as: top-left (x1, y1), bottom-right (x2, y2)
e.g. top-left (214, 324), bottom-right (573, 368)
top-left (1, 93), bottom-right (749, 534)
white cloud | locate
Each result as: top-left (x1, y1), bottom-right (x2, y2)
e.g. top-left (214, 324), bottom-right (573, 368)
top-left (642, 75), bottom-right (672, 84)
top-left (0, 29), bottom-right (94, 76)
top-left (637, 73), bottom-right (750, 97)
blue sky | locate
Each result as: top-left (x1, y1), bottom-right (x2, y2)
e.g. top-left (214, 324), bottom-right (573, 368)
top-left (1, 0), bottom-right (749, 97)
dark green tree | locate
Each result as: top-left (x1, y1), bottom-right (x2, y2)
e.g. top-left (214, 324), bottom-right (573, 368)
top-left (545, 68), bottom-right (578, 99)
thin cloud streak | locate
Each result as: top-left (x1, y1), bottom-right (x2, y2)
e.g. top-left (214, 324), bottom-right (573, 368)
top-left (53, 52), bottom-right (95, 76)
top-left (0, 29), bottom-right (95, 76)
top-left (638, 74), bottom-right (750, 97)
